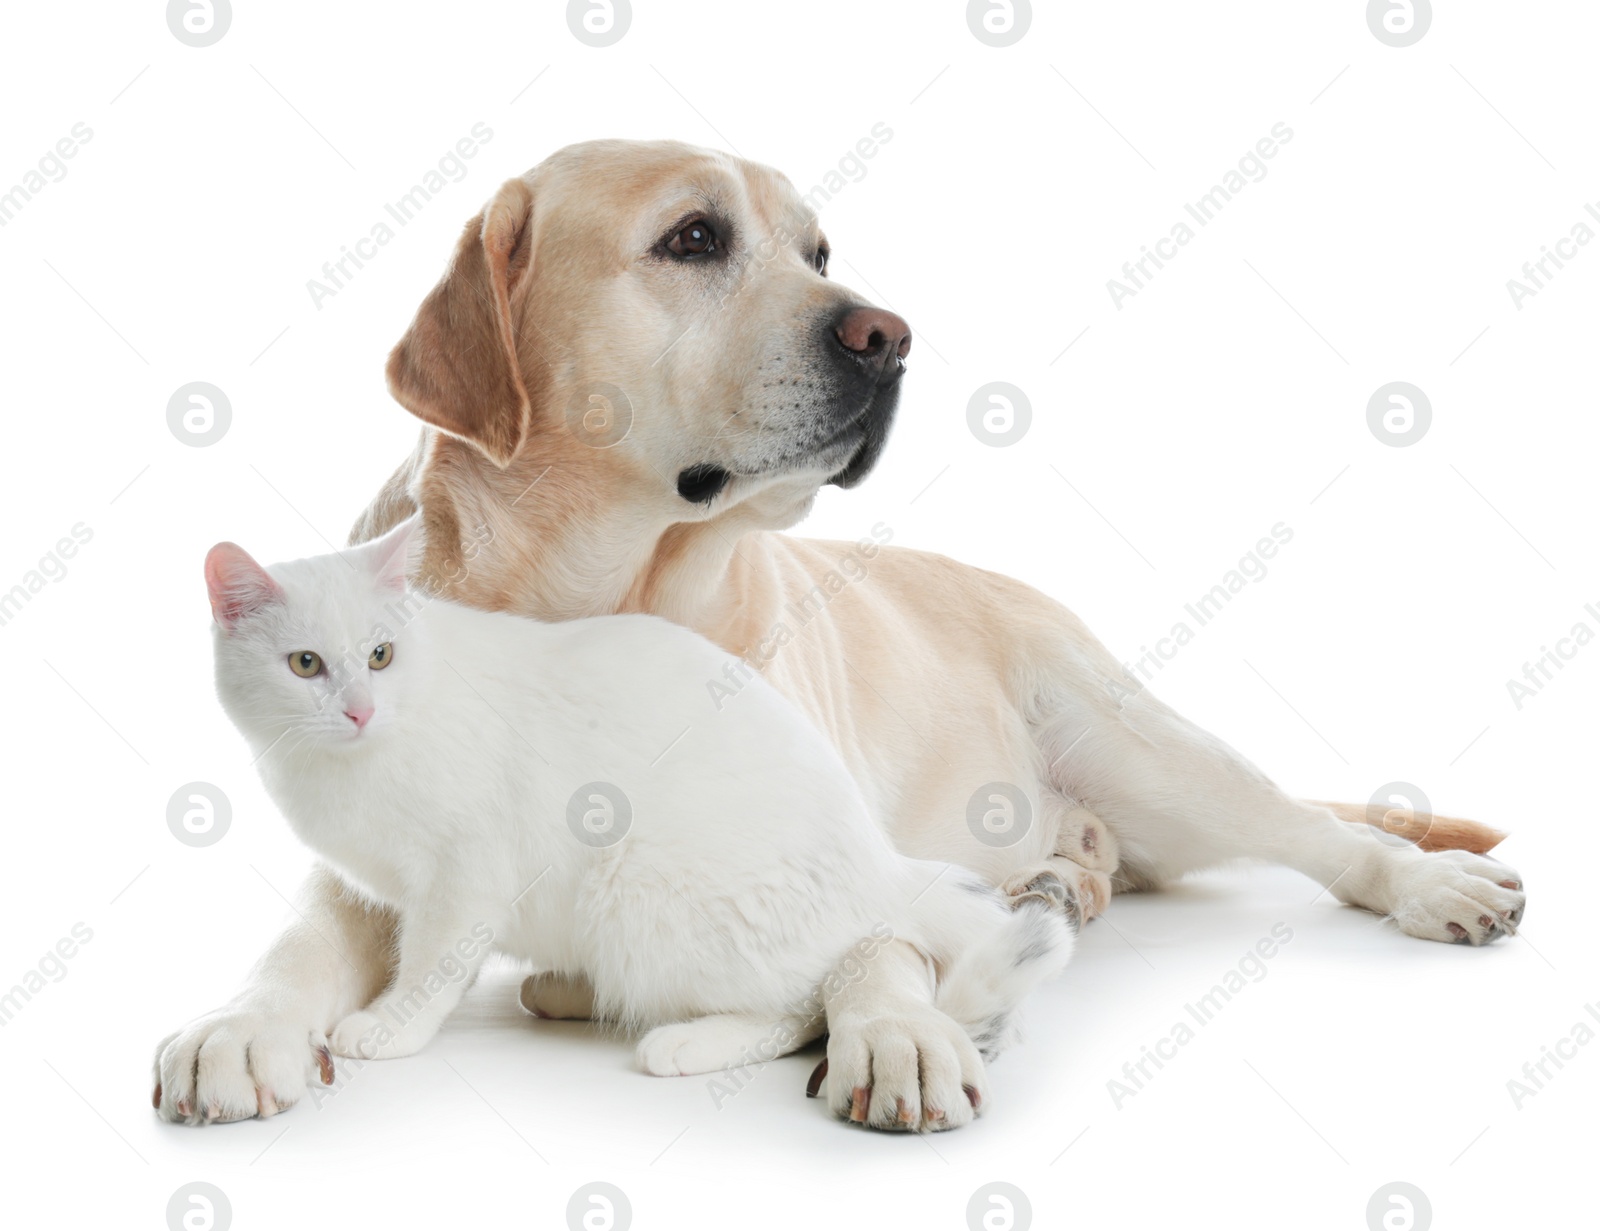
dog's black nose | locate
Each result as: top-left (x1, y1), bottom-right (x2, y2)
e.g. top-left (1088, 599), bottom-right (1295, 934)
top-left (833, 305), bottom-right (912, 383)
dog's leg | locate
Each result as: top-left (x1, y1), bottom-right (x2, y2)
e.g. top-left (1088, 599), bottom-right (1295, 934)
top-left (1220, 792), bottom-right (1526, 944)
top-left (153, 866), bottom-right (397, 1123)
top-left (518, 971), bottom-right (597, 1020)
top-left (637, 1011), bottom-right (825, 1077)
top-left (1040, 697), bottom-right (1526, 944)
top-left (1258, 803), bottom-right (1525, 944)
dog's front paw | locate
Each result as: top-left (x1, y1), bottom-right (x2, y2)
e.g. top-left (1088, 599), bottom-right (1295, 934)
top-left (1387, 850), bottom-right (1526, 945)
top-left (153, 1005), bottom-right (333, 1125)
top-left (820, 1007), bottom-right (988, 1132)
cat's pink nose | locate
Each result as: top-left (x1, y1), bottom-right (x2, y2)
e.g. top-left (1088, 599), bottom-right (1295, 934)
top-left (344, 705), bottom-right (374, 730)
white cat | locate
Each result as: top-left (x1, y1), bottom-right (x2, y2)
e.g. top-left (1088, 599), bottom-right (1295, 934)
top-left (160, 516), bottom-right (1072, 1131)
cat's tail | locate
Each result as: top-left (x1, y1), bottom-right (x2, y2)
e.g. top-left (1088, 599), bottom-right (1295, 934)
top-left (901, 865), bottom-right (1075, 1061)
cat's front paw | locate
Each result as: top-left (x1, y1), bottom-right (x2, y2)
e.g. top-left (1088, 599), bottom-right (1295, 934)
top-left (329, 1008), bottom-right (434, 1060)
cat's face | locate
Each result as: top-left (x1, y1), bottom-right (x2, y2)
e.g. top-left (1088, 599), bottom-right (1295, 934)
top-left (204, 519), bottom-right (425, 754)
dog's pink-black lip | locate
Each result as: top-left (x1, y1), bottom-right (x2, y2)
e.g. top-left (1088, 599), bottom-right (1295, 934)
top-left (828, 384), bottom-right (899, 489)
top-left (673, 416), bottom-right (863, 504)
top-left (675, 464), bottom-right (733, 504)
top-left (674, 385), bottom-right (898, 503)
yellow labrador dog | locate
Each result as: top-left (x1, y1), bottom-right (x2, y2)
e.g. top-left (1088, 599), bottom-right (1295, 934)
top-left (154, 140), bottom-right (1523, 1131)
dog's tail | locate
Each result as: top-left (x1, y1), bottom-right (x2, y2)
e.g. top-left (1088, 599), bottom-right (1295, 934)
top-left (1314, 799), bottom-right (1507, 854)
top-left (904, 867), bottom-right (1075, 1061)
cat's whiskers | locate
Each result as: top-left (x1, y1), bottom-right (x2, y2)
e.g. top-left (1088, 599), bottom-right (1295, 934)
top-left (235, 712), bottom-right (317, 726)
top-left (258, 722), bottom-right (323, 777)
top-left (282, 724), bottom-right (330, 789)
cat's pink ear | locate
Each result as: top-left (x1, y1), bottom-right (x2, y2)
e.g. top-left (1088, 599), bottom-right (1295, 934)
top-left (205, 542), bottom-right (284, 630)
top-left (367, 516), bottom-right (418, 593)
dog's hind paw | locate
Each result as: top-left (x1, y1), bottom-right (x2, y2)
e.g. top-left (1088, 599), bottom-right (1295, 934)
top-left (1000, 861), bottom-right (1109, 928)
top-left (1381, 851), bottom-right (1526, 945)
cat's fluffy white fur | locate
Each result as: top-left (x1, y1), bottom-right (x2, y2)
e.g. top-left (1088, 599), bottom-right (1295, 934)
top-left (183, 516), bottom-right (1071, 1130)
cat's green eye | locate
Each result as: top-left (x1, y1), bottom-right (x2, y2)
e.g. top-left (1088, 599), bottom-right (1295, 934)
top-left (288, 651), bottom-right (323, 678)
top-left (368, 642), bottom-right (394, 670)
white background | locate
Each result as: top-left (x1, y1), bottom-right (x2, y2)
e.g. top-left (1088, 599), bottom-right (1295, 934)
top-left (1, 2), bottom-right (1594, 1228)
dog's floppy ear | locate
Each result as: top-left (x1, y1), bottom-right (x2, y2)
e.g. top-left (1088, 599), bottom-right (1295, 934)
top-left (386, 178), bottom-right (536, 468)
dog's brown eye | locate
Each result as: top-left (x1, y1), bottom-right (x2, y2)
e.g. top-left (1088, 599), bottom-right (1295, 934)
top-left (813, 247), bottom-right (829, 276)
top-left (667, 220), bottom-right (717, 257)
